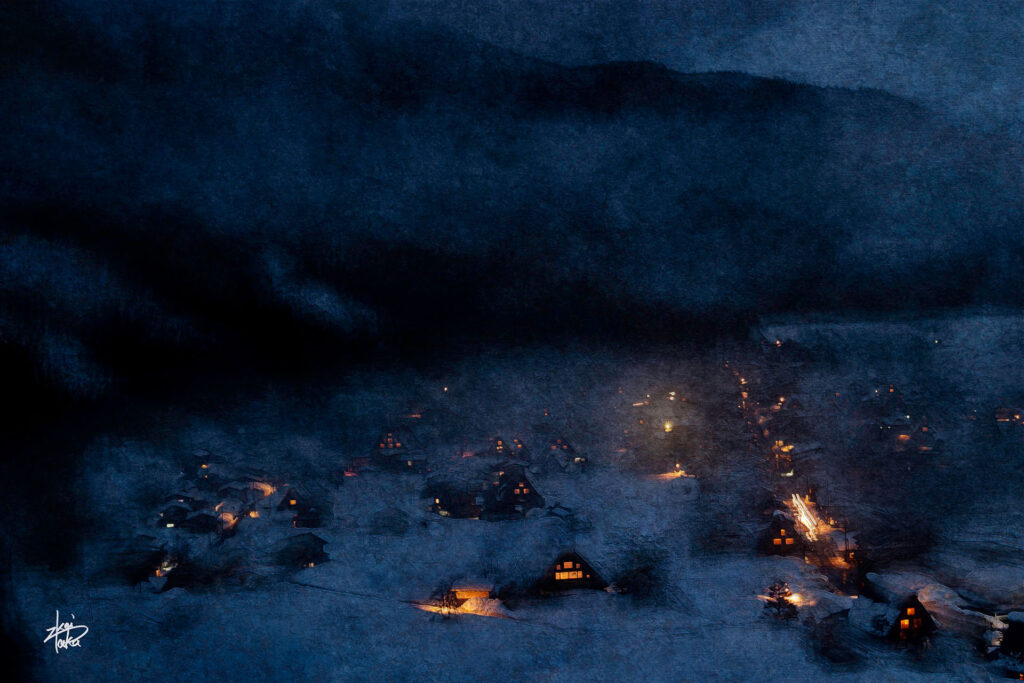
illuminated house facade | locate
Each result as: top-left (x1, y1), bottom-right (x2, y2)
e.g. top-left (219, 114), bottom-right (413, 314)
top-left (886, 595), bottom-right (935, 643)
top-left (275, 487), bottom-right (322, 527)
top-left (538, 551), bottom-right (608, 592)
top-left (372, 426), bottom-right (428, 472)
top-left (481, 470), bottom-right (544, 520)
top-left (758, 513), bottom-right (805, 556)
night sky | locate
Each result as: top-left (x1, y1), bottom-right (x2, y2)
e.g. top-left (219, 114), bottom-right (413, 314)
top-left (2, 1), bottom-right (1023, 676)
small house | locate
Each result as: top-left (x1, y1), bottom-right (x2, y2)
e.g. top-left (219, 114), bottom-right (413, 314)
top-left (276, 487), bottom-right (311, 513)
top-left (447, 580), bottom-right (494, 605)
top-left (372, 426), bottom-right (428, 472)
top-left (116, 538), bottom-right (168, 587)
top-left (547, 437), bottom-right (587, 473)
top-left (373, 426), bottom-right (417, 455)
top-left (156, 503), bottom-right (192, 528)
top-left (426, 472), bottom-right (485, 519)
top-left (270, 533), bottom-right (329, 569)
top-left (430, 488), bottom-right (483, 519)
top-left (178, 510), bottom-right (222, 534)
top-left (758, 512), bottom-right (805, 556)
top-left (273, 487), bottom-right (323, 527)
top-left (886, 595), bottom-right (935, 642)
top-left (481, 471), bottom-right (544, 520)
top-left (537, 551), bottom-right (608, 593)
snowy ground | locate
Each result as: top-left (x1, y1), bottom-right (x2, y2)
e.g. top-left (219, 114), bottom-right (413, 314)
top-left (10, 318), bottom-right (1024, 680)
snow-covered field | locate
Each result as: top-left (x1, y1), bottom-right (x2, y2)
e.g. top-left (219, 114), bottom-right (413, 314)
top-left (11, 318), bottom-right (1024, 680)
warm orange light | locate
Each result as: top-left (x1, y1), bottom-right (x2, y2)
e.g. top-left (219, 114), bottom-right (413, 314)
top-left (251, 481), bottom-right (276, 498)
top-left (248, 510), bottom-right (259, 518)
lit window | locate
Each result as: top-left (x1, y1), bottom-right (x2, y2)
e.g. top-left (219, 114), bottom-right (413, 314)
top-left (906, 607), bottom-right (915, 616)
top-left (289, 499), bottom-right (297, 506)
top-left (900, 619), bottom-right (909, 629)
top-left (785, 538), bottom-right (794, 545)
top-left (774, 538), bottom-right (782, 545)
top-left (780, 529), bottom-right (785, 536)
top-left (523, 488), bottom-right (529, 494)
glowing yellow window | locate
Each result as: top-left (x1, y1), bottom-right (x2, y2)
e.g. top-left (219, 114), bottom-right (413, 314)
top-left (523, 488), bottom-right (529, 494)
top-left (289, 499), bottom-right (297, 506)
top-left (780, 529), bottom-right (786, 536)
top-left (774, 538), bottom-right (782, 545)
top-left (785, 538), bottom-right (794, 545)
top-left (900, 619), bottom-right (909, 629)
top-left (906, 607), bottom-right (915, 616)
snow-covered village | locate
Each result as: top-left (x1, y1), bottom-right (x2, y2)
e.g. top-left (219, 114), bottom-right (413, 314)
top-left (4, 312), bottom-right (1023, 680)
top-left (6, 2), bottom-right (1024, 680)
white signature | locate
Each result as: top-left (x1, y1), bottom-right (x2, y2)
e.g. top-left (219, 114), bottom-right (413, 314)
top-left (43, 611), bottom-right (88, 654)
